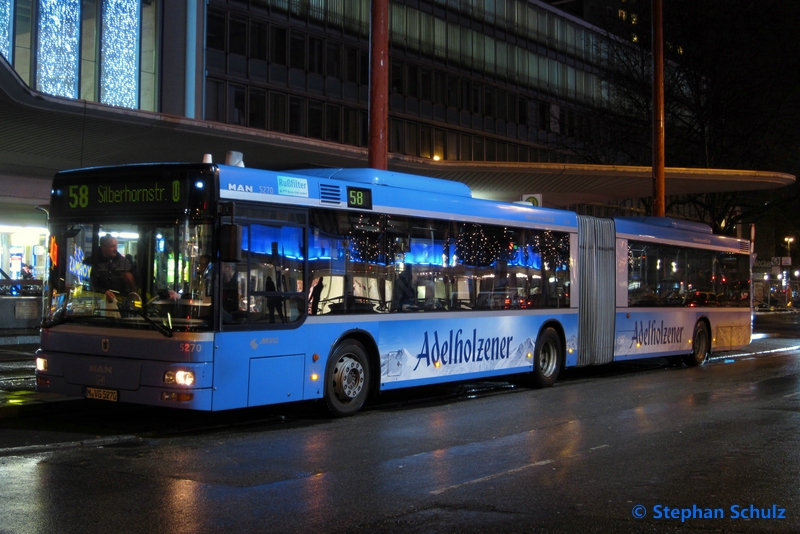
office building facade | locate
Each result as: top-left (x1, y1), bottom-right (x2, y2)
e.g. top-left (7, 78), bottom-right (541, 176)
top-left (0, 0), bottom-right (614, 282)
top-left (0, 0), bottom-right (792, 291)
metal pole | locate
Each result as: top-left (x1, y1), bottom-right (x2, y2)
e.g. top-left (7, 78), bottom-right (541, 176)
top-left (651, 0), bottom-right (666, 217)
top-left (185, 0), bottom-right (197, 118)
top-left (368, 0), bottom-right (390, 170)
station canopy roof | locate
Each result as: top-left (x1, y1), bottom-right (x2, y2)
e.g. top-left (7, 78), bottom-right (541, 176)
top-left (0, 57), bottom-right (794, 216)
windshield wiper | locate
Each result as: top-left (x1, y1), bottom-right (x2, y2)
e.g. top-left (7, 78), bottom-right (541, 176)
top-left (140, 308), bottom-right (173, 338)
top-left (42, 314), bottom-right (70, 328)
top-left (42, 301), bottom-right (71, 328)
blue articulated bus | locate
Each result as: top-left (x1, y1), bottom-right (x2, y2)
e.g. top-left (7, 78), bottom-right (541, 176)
top-left (35, 163), bottom-right (753, 415)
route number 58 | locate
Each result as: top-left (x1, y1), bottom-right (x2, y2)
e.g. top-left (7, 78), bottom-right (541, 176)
top-left (69, 185), bottom-right (89, 208)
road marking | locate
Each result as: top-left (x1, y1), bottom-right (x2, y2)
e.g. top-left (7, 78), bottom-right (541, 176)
top-left (0, 435), bottom-right (140, 457)
top-left (710, 344), bottom-right (800, 361)
top-left (429, 459), bottom-right (553, 495)
top-left (783, 391), bottom-right (800, 398)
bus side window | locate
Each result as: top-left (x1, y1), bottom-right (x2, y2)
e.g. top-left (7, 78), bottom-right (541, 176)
top-left (253, 225), bottom-right (304, 324)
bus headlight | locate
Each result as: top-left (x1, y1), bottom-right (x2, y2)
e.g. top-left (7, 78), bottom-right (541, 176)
top-left (36, 357), bottom-right (48, 372)
top-left (164, 370), bottom-right (195, 386)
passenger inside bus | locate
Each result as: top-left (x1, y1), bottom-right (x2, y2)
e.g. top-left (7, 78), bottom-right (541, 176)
top-left (392, 267), bottom-right (416, 312)
top-left (309, 277), bottom-right (324, 315)
top-left (193, 254), bottom-right (213, 298)
top-left (265, 276), bottom-right (286, 323)
top-left (221, 263), bottom-right (240, 322)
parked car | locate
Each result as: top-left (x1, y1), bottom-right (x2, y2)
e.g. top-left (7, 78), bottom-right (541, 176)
top-left (685, 291), bottom-right (719, 307)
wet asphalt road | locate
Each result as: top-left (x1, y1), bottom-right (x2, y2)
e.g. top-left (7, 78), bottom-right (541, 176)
top-left (0, 315), bottom-right (798, 533)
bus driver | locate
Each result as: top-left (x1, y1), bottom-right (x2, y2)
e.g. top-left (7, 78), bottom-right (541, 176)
top-left (91, 234), bottom-right (140, 304)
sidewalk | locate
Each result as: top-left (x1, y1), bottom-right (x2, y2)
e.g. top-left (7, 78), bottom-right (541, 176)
top-left (2, 334), bottom-right (800, 419)
top-left (0, 339), bottom-right (74, 419)
top-left (0, 329), bottom-right (39, 346)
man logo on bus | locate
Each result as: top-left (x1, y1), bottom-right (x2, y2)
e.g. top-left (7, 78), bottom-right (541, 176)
top-left (227, 183), bottom-right (254, 193)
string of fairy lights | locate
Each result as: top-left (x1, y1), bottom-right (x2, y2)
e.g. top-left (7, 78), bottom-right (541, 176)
top-left (99, 0), bottom-right (139, 108)
top-left (339, 214), bottom-right (569, 273)
top-left (0, 0), bottom-right (10, 60)
top-left (37, 0), bottom-right (80, 98)
top-left (30, 0), bottom-right (138, 107)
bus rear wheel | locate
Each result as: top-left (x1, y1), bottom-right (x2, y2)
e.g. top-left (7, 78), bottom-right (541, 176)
top-left (683, 322), bottom-right (710, 367)
top-left (531, 327), bottom-right (562, 388)
top-left (324, 340), bottom-right (371, 417)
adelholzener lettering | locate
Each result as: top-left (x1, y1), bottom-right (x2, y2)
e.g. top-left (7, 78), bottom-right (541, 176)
top-left (630, 320), bottom-right (684, 348)
top-left (414, 328), bottom-right (513, 371)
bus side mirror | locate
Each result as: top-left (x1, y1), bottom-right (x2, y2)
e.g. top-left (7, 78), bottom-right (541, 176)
top-left (220, 224), bottom-right (242, 262)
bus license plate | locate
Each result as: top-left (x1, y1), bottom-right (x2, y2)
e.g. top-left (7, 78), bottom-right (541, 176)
top-left (86, 387), bottom-right (118, 402)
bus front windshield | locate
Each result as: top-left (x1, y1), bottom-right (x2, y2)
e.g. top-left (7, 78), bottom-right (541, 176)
top-left (46, 220), bottom-right (215, 333)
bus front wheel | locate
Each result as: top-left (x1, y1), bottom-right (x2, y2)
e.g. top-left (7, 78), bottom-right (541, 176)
top-left (683, 322), bottom-right (710, 367)
top-left (324, 340), bottom-right (371, 417)
top-left (532, 327), bottom-right (562, 388)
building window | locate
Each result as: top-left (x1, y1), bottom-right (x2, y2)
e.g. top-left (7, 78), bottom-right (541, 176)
top-left (249, 87), bottom-right (266, 129)
top-left (389, 118), bottom-right (404, 153)
top-left (269, 92), bottom-right (286, 132)
top-left (228, 83), bottom-right (246, 125)
top-left (0, 0), bottom-right (11, 60)
top-left (250, 20), bottom-right (267, 61)
top-left (289, 96), bottom-right (305, 136)
top-left (485, 139), bottom-right (496, 161)
top-left (405, 122), bottom-right (419, 156)
top-left (326, 103), bottom-right (340, 142)
top-left (308, 100), bottom-right (323, 138)
top-left (228, 15), bottom-right (247, 77)
top-left (80, 0), bottom-right (98, 101)
top-left (99, 0), bottom-right (140, 108)
top-left (472, 83), bottom-right (482, 114)
top-left (344, 45), bottom-right (358, 84)
top-left (343, 107), bottom-right (359, 145)
top-left (419, 68), bottom-right (431, 103)
top-left (204, 78), bottom-right (224, 122)
top-left (446, 131), bottom-right (458, 160)
top-left (37, 0), bottom-right (81, 98)
top-left (473, 136), bottom-right (483, 161)
top-left (538, 102), bottom-right (549, 131)
top-left (249, 20), bottom-right (267, 80)
top-left (206, 8), bottom-right (226, 72)
top-left (391, 59), bottom-right (404, 95)
top-left (326, 41), bottom-right (340, 78)
top-left (270, 26), bottom-right (287, 65)
top-left (483, 86), bottom-right (494, 118)
top-left (7, 0), bottom-right (159, 109)
top-left (308, 36), bottom-right (323, 75)
top-left (420, 126), bottom-right (431, 158)
top-left (289, 30), bottom-right (305, 70)
top-left (12, 0), bottom-right (33, 84)
top-left (407, 64), bottom-right (419, 99)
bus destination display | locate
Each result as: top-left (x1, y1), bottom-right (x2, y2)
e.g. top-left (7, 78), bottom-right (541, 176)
top-left (347, 186), bottom-right (372, 210)
top-left (52, 177), bottom-right (186, 215)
